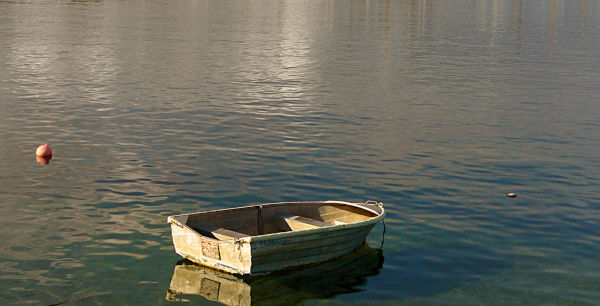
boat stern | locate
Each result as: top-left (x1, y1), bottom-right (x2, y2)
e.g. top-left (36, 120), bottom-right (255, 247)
top-left (167, 215), bottom-right (253, 275)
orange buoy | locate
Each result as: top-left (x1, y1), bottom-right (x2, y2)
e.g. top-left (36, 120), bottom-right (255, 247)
top-left (36, 144), bottom-right (53, 157)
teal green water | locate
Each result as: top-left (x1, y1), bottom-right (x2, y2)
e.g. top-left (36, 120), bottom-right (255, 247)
top-left (1, 0), bottom-right (599, 304)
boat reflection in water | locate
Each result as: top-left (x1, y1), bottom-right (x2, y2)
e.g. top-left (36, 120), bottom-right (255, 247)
top-left (166, 244), bottom-right (383, 305)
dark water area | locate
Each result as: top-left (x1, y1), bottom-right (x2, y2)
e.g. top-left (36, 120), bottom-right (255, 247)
top-left (1, 0), bottom-right (599, 304)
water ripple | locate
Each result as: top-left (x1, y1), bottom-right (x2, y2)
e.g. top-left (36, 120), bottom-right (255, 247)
top-left (1, 0), bottom-right (600, 304)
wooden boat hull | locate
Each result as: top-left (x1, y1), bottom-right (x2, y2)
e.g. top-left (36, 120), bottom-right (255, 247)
top-left (168, 201), bottom-right (385, 275)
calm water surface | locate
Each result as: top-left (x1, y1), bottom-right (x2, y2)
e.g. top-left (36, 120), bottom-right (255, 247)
top-left (1, 0), bottom-right (599, 304)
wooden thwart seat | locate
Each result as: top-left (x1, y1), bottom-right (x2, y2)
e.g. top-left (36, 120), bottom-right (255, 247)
top-left (276, 215), bottom-right (331, 231)
top-left (196, 225), bottom-right (248, 240)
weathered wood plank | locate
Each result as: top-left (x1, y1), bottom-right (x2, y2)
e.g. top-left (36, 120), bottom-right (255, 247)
top-left (196, 225), bottom-right (248, 240)
top-left (250, 226), bottom-right (372, 258)
top-left (275, 215), bottom-right (331, 231)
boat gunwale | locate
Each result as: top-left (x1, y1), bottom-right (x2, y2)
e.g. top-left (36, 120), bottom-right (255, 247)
top-left (167, 201), bottom-right (385, 243)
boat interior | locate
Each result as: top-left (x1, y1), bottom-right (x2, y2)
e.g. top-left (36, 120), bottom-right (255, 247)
top-left (172, 202), bottom-right (379, 240)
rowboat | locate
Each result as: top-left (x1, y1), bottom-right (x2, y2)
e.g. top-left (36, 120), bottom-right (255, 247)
top-left (167, 200), bottom-right (385, 275)
top-left (166, 245), bottom-right (384, 304)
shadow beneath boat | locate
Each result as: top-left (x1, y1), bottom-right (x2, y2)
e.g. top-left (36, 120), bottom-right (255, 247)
top-left (165, 244), bottom-right (384, 305)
